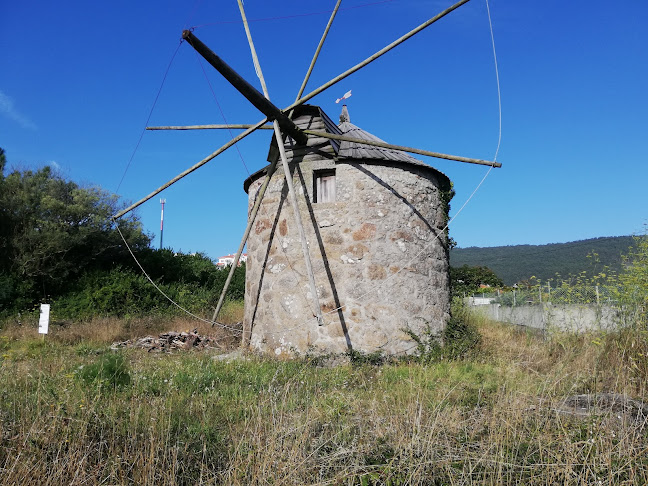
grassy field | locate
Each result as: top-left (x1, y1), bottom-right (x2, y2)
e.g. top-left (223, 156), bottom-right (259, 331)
top-left (1, 305), bottom-right (647, 485)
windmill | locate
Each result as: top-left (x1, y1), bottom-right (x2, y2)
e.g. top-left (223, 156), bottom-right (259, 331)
top-left (113, 0), bottom-right (501, 356)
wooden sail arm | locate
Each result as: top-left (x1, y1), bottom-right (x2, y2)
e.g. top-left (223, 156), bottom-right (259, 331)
top-left (113, 0), bottom-right (476, 221)
top-left (303, 130), bottom-right (502, 168)
top-left (182, 30), bottom-right (307, 146)
top-left (145, 124), bottom-right (501, 168)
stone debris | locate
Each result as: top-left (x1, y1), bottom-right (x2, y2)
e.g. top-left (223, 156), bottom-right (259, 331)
top-left (111, 329), bottom-right (223, 352)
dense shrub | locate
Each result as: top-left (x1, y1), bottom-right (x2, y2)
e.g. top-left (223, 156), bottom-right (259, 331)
top-left (0, 149), bottom-right (246, 319)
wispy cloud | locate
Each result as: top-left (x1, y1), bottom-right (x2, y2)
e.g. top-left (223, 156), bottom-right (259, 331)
top-left (48, 160), bottom-right (61, 171)
top-left (0, 89), bottom-right (37, 130)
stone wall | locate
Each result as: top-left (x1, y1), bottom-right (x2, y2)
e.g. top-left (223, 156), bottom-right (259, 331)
top-left (472, 303), bottom-right (621, 333)
top-left (243, 152), bottom-right (451, 356)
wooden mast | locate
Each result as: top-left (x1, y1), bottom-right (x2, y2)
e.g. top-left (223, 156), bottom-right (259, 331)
top-left (212, 1), bottom-right (344, 333)
top-left (233, 0), bottom-right (324, 326)
top-left (113, 0), bottom-right (475, 221)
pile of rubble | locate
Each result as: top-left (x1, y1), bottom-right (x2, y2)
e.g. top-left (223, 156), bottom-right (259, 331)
top-left (111, 329), bottom-right (222, 352)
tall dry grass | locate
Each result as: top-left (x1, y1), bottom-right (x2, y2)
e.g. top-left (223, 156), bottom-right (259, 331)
top-left (1, 309), bottom-right (647, 485)
top-left (0, 299), bottom-right (245, 348)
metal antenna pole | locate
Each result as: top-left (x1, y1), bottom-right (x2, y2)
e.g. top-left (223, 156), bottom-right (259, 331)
top-left (159, 198), bottom-right (166, 249)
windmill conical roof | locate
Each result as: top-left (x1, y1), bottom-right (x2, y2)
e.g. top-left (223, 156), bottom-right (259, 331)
top-left (243, 104), bottom-right (449, 193)
top-left (337, 105), bottom-right (423, 165)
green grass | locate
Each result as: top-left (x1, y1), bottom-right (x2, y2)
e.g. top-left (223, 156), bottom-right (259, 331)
top-left (1, 311), bottom-right (648, 485)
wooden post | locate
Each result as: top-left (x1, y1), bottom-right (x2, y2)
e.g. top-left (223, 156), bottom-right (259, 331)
top-left (237, 0), bottom-right (323, 325)
top-left (211, 157), bottom-right (279, 328)
top-left (214, 0), bottom-right (343, 334)
top-left (303, 130), bottom-right (502, 168)
top-left (147, 124), bottom-right (274, 131)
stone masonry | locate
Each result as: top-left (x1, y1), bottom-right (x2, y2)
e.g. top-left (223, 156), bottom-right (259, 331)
top-left (242, 106), bottom-right (452, 356)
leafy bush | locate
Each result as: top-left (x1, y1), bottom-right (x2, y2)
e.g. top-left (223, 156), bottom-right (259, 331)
top-left (346, 348), bottom-right (388, 366)
top-left (405, 299), bottom-right (481, 364)
top-left (450, 264), bottom-right (504, 297)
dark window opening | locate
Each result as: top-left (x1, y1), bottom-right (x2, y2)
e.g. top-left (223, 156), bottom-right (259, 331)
top-left (314, 169), bottom-right (336, 203)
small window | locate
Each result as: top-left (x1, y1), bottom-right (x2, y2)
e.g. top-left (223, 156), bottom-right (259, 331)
top-left (314, 169), bottom-right (336, 203)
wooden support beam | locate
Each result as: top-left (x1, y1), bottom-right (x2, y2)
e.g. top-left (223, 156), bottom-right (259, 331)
top-left (113, 0), bottom-right (475, 221)
top-left (147, 124), bottom-right (273, 130)
top-left (294, 0), bottom-right (342, 104)
top-left (303, 130), bottom-right (502, 168)
top-left (112, 120), bottom-right (266, 220)
top-left (215, 0), bottom-right (343, 333)
top-left (182, 30), bottom-right (307, 146)
top-left (212, 156), bottom-right (280, 329)
top-left (283, 0), bottom-right (473, 112)
top-left (237, 0), bottom-right (324, 326)
top-left (145, 126), bottom-right (501, 168)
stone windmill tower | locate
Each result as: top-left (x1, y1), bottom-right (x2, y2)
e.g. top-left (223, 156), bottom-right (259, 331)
top-left (114, 0), bottom-right (501, 356)
top-left (243, 104), bottom-right (453, 355)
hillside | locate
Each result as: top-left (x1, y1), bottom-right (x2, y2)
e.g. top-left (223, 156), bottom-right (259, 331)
top-left (450, 236), bottom-right (635, 285)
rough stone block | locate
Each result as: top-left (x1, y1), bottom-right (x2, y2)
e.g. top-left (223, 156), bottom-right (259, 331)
top-left (353, 223), bottom-right (376, 241)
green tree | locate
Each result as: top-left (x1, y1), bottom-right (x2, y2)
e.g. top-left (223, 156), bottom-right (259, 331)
top-left (450, 264), bottom-right (504, 296)
top-left (0, 159), bottom-right (150, 311)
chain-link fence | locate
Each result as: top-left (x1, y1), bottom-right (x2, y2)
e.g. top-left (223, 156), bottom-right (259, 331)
top-left (469, 285), bottom-right (617, 307)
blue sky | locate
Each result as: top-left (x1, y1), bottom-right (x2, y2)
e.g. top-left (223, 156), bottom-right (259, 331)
top-left (2, 0), bottom-right (647, 260)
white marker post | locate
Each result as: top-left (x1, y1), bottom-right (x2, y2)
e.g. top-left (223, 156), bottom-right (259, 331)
top-left (38, 304), bottom-right (50, 340)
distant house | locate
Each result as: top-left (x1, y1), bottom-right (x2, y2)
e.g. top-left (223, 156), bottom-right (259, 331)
top-left (216, 253), bottom-right (248, 267)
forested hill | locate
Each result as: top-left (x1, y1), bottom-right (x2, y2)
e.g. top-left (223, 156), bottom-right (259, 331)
top-left (450, 236), bottom-right (636, 285)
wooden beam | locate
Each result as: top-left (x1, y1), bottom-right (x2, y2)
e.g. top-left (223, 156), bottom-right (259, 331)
top-left (283, 0), bottom-right (473, 112)
top-left (294, 0), bottom-right (342, 104)
top-left (147, 124), bottom-right (273, 130)
top-left (113, 0), bottom-right (474, 221)
top-left (212, 156), bottom-right (280, 329)
top-left (213, 0), bottom-right (343, 331)
top-left (237, 0), bottom-right (324, 326)
top-left (182, 30), bottom-right (308, 146)
top-left (112, 120), bottom-right (266, 220)
top-left (304, 130), bottom-right (502, 168)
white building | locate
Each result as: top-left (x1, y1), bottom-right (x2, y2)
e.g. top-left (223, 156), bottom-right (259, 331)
top-left (217, 253), bottom-right (248, 267)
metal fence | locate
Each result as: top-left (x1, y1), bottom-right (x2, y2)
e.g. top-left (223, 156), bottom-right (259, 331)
top-left (470, 285), bottom-right (617, 307)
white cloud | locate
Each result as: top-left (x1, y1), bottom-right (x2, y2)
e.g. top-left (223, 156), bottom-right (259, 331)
top-left (0, 89), bottom-right (37, 130)
top-left (48, 160), bottom-right (61, 171)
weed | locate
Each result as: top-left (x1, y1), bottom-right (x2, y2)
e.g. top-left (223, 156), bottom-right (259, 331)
top-left (77, 352), bottom-right (132, 389)
top-left (2, 311), bottom-right (648, 484)
top-left (346, 348), bottom-right (388, 366)
top-left (404, 300), bottom-right (481, 364)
